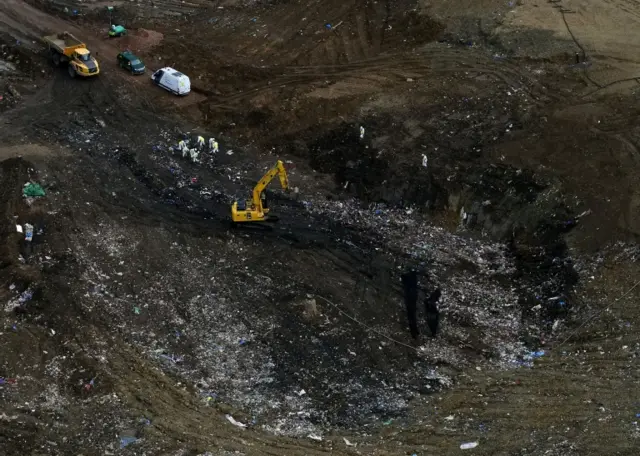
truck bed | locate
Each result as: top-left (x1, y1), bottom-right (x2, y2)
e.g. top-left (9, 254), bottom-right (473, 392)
top-left (43, 33), bottom-right (85, 53)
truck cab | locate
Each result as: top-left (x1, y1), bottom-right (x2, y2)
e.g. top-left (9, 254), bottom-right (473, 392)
top-left (71, 48), bottom-right (99, 75)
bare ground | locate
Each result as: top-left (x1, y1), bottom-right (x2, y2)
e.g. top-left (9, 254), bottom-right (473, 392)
top-left (1, 1), bottom-right (640, 455)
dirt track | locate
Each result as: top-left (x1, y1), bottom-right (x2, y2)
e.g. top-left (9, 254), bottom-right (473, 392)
top-left (1, 1), bottom-right (640, 455)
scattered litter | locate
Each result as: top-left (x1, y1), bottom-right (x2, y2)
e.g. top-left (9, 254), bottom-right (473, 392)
top-left (445, 415), bottom-right (454, 421)
top-left (297, 389), bottom-right (306, 396)
top-left (15, 225), bottom-right (22, 233)
top-left (383, 419), bottom-right (393, 425)
top-left (460, 441), bottom-right (479, 450)
top-left (225, 414), bottom-right (246, 428)
top-left (24, 223), bottom-right (33, 242)
top-left (576, 209), bottom-right (592, 219)
top-left (119, 436), bottom-right (139, 448)
top-left (159, 354), bottom-right (183, 364)
top-left (84, 378), bottom-right (95, 391)
top-left (226, 150), bottom-right (234, 155)
top-left (133, 306), bottom-right (141, 315)
top-left (343, 437), bottom-right (355, 446)
top-left (422, 154), bottom-right (428, 168)
top-left (308, 433), bottom-right (323, 441)
top-left (23, 183), bottom-right (46, 197)
top-left (526, 350), bottom-right (545, 359)
top-left (18, 290), bottom-right (33, 303)
top-left (9, 284), bottom-right (15, 290)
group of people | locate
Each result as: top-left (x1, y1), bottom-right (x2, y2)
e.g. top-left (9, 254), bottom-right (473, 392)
top-left (174, 135), bottom-right (219, 163)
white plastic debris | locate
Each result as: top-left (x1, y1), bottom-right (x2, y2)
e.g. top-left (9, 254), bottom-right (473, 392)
top-left (308, 434), bottom-right (323, 441)
top-left (460, 441), bottom-right (479, 450)
top-left (298, 389), bottom-right (306, 396)
top-left (343, 437), bottom-right (355, 446)
top-left (459, 207), bottom-right (467, 224)
top-left (24, 223), bottom-right (33, 242)
top-left (422, 154), bottom-right (428, 168)
top-left (576, 209), bottom-right (592, 219)
top-left (15, 225), bottom-right (22, 233)
top-left (225, 414), bottom-right (246, 428)
top-left (226, 150), bottom-right (234, 155)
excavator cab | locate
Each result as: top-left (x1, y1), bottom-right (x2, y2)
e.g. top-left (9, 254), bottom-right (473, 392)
top-left (231, 160), bottom-right (289, 224)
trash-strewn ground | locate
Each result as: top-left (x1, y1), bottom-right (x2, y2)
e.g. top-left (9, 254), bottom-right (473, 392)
top-left (1, 0), bottom-right (640, 455)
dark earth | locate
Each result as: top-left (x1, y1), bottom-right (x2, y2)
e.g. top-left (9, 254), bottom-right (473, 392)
top-left (1, 0), bottom-right (640, 455)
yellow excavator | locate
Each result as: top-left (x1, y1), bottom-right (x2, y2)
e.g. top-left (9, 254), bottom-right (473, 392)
top-left (231, 160), bottom-right (289, 223)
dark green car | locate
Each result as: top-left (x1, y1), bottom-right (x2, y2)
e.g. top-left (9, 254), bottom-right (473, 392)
top-left (116, 51), bottom-right (145, 75)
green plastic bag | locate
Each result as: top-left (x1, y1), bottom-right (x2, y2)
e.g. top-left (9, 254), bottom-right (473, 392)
top-left (23, 183), bottom-right (46, 197)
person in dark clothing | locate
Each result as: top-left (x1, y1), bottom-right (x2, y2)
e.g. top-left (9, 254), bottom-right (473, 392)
top-left (424, 288), bottom-right (441, 337)
top-left (401, 270), bottom-right (419, 339)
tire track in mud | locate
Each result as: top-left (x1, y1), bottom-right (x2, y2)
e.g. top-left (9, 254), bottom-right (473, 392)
top-left (206, 48), bottom-right (565, 111)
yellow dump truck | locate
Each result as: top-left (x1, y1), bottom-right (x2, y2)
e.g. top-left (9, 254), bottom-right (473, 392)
top-left (43, 32), bottom-right (99, 78)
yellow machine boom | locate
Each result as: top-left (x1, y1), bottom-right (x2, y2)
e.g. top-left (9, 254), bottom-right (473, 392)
top-left (231, 160), bottom-right (289, 223)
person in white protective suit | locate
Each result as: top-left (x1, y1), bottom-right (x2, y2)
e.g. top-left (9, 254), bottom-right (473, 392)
top-left (190, 148), bottom-right (199, 163)
top-left (182, 146), bottom-right (189, 158)
top-left (422, 154), bottom-right (428, 168)
top-left (209, 137), bottom-right (219, 153)
top-left (178, 139), bottom-right (187, 150)
top-left (359, 126), bottom-right (365, 139)
top-left (196, 136), bottom-right (205, 149)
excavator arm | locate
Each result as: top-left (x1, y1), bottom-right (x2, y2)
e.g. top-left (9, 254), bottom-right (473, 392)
top-left (231, 160), bottom-right (289, 224)
top-left (251, 160), bottom-right (289, 209)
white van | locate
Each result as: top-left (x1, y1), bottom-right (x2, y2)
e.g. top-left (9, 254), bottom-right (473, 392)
top-left (151, 67), bottom-right (190, 95)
